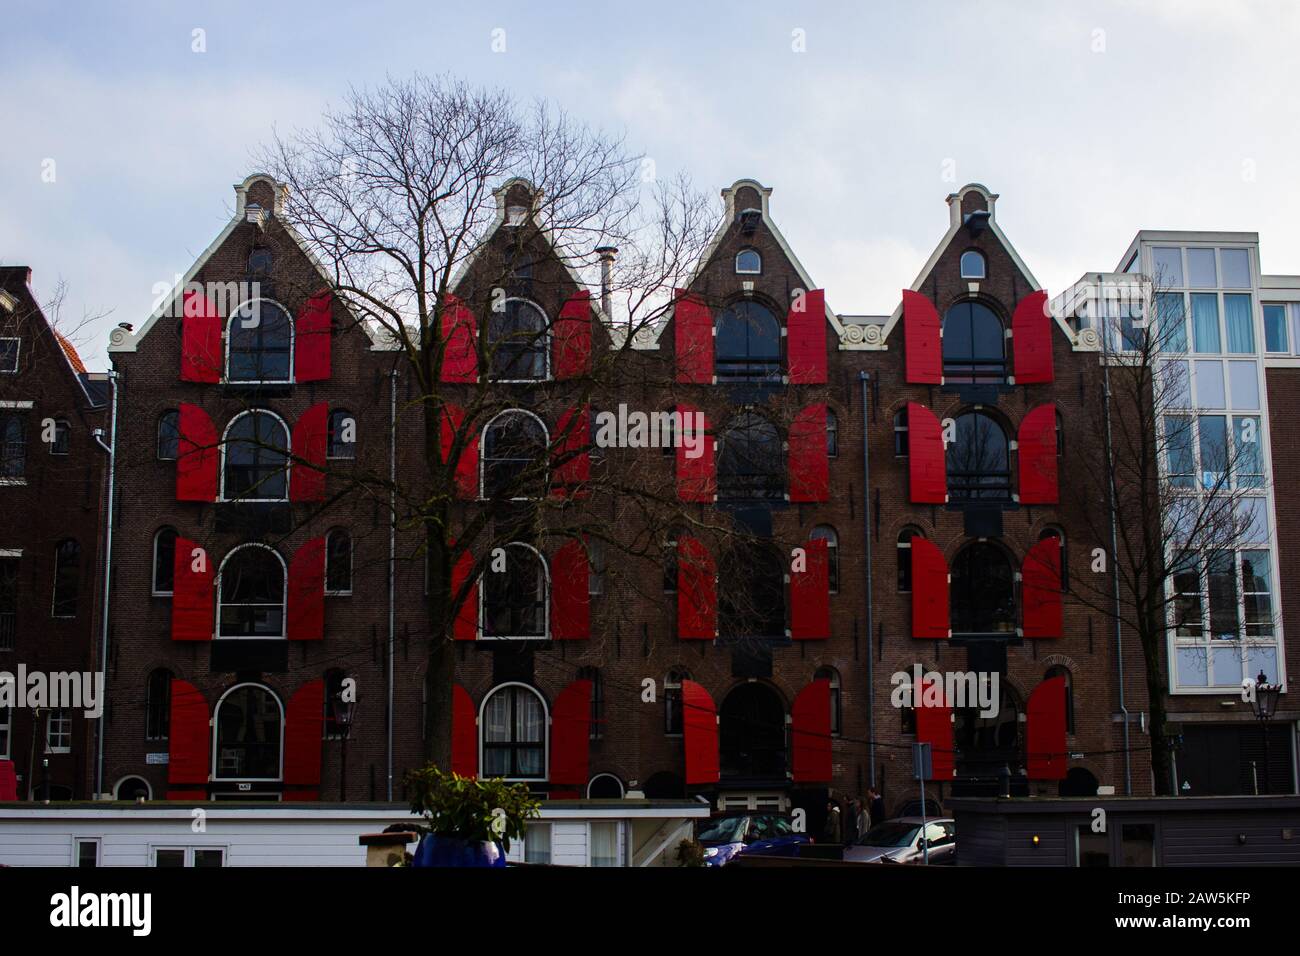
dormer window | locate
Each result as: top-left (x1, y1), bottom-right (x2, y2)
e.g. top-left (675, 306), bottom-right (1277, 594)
top-left (738, 208), bottom-right (762, 235)
top-left (960, 250), bottom-right (986, 280)
top-left (735, 249), bottom-right (762, 275)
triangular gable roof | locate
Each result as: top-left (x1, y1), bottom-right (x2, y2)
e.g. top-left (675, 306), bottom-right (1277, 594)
top-left (636, 178), bottom-right (845, 350)
top-left (108, 173), bottom-right (385, 354)
top-left (0, 268), bottom-right (101, 407)
top-left (878, 183), bottom-right (1075, 347)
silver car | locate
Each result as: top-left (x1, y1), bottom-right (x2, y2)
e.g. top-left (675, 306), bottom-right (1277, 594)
top-left (842, 817), bottom-right (956, 864)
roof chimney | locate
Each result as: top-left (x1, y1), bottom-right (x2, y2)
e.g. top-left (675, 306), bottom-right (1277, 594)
top-left (596, 246), bottom-right (617, 320)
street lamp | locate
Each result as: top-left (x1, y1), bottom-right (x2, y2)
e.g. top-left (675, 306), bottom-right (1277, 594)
top-left (1248, 671), bottom-right (1282, 794)
top-left (331, 690), bottom-right (356, 802)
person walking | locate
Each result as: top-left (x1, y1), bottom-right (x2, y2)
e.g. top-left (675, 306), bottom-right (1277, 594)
top-left (822, 798), bottom-right (843, 844)
top-left (868, 786), bottom-right (886, 826)
top-left (854, 796), bottom-right (871, 839)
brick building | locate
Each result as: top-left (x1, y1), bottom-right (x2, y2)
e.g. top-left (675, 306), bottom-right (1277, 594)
top-left (0, 267), bottom-right (108, 800)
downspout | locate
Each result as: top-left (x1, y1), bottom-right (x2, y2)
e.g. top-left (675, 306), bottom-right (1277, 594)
top-left (859, 371), bottom-right (875, 788)
top-left (387, 366), bottom-right (398, 801)
top-left (93, 369), bottom-right (119, 799)
top-left (1098, 274), bottom-right (1133, 795)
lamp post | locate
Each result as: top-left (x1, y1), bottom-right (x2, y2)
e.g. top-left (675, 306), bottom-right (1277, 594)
top-left (331, 690), bottom-right (356, 802)
top-left (1248, 671), bottom-right (1282, 795)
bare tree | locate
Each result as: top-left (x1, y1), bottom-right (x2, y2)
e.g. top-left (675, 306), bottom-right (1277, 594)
top-left (1051, 271), bottom-right (1269, 793)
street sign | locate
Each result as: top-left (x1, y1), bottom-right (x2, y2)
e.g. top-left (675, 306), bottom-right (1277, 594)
top-left (912, 742), bottom-right (932, 781)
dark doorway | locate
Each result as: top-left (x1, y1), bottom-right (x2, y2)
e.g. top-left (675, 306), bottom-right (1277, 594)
top-left (719, 682), bottom-right (787, 783)
top-left (1059, 767), bottom-right (1099, 797)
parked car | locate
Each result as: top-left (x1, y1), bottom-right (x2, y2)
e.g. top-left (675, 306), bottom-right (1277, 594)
top-left (697, 813), bottom-right (810, 867)
top-left (842, 817), bottom-right (956, 864)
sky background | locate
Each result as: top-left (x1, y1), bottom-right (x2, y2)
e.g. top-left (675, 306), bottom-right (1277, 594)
top-left (3, 0), bottom-right (1299, 367)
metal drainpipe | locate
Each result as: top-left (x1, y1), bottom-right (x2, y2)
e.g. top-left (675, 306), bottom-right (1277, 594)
top-left (387, 367), bottom-right (398, 801)
top-left (859, 371), bottom-right (875, 788)
top-left (1098, 274), bottom-right (1133, 795)
top-left (93, 368), bottom-right (119, 798)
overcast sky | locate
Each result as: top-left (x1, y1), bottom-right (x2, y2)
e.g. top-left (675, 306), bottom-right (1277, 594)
top-left (4, 0), bottom-right (1299, 367)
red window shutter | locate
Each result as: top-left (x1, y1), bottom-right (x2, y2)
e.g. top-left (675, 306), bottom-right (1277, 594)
top-left (1026, 676), bottom-right (1068, 779)
top-left (903, 290), bottom-right (942, 384)
top-left (293, 291), bottom-right (333, 383)
top-left (451, 549), bottom-right (477, 641)
top-left (284, 679), bottom-right (324, 800)
top-left (550, 679), bottom-right (593, 786)
top-left (788, 403), bottom-right (829, 502)
top-left (907, 402), bottom-right (946, 504)
top-left (180, 289), bottom-right (222, 383)
top-left (439, 403), bottom-right (479, 499)
top-left (791, 679), bottom-right (832, 782)
top-left (290, 401), bottom-right (328, 502)
top-left (452, 684), bottom-right (477, 777)
top-left (790, 538), bottom-right (830, 640)
top-left (681, 680), bottom-right (719, 784)
top-left (914, 678), bottom-right (955, 779)
top-left (171, 536), bottom-right (214, 642)
top-left (673, 291), bottom-right (713, 384)
top-left (911, 537), bottom-right (950, 639)
top-left (287, 537), bottom-right (325, 641)
top-left (553, 289), bottom-right (592, 379)
top-left (787, 288), bottom-right (827, 384)
top-left (166, 679), bottom-right (210, 795)
top-left (0, 762), bottom-right (16, 802)
top-left (675, 404), bottom-right (715, 502)
top-left (1018, 404), bottom-right (1059, 504)
top-left (176, 403), bottom-right (218, 502)
top-left (1012, 289), bottom-right (1054, 385)
top-left (1022, 537), bottom-right (1064, 638)
top-left (677, 536), bottom-right (716, 640)
top-left (551, 406), bottom-right (591, 498)
top-left (551, 539), bottom-right (590, 640)
top-left (440, 294), bottom-right (478, 383)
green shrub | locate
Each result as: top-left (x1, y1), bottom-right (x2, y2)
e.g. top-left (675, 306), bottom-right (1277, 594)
top-left (405, 765), bottom-right (541, 852)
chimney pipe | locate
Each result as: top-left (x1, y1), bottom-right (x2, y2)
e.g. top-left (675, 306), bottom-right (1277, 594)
top-left (596, 246), bottom-right (617, 319)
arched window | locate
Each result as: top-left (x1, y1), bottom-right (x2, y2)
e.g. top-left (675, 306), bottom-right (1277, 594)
top-left (942, 300), bottom-right (1006, 383)
top-left (811, 525), bottom-right (839, 593)
top-left (1, 413), bottom-right (26, 478)
top-left (247, 246), bottom-right (273, 279)
top-left (946, 411), bottom-right (1011, 501)
top-left (950, 542), bottom-right (1016, 636)
top-left (717, 412), bottom-right (782, 500)
top-left (587, 773), bottom-right (624, 798)
top-left (826, 408), bottom-right (839, 458)
top-left (326, 529), bottom-right (352, 595)
top-left (815, 665), bottom-right (842, 736)
top-left (486, 298), bottom-right (548, 380)
top-left (1039, 526), bottom-right (1068, 589)
top-left (1045, 666), bottom-right (1074, 734)
top-left (49, 419), bottom-right (70, 456)
top-left (893, 408), bottom-right (909, 456)
top-left (114, 776), bottom-right (152, 800)
top-left (715, 301), bottom-right (781, 382)
top-left (482, 543), bottom-right (547, 639)
top-left (327, 409), bottom-right (356, 459)
top-left (664, 668), bottom-right (690, 735)
top-left (145, 668), bottom-right (173, 741)
top-left (217, 545), bottom-right (286, 638)
top-left (960, 250), bottom-right (986, 279)
top-left (226, 299), bottom-right (292, 383)
top-left (221, 410), bottom-right (289, 501)
top-left (51, 539), bottom-right (80, 618)
top-left (481, 683), bottom-right (546, 779)
top-left (324, 668), bottom-right (348, 739)
top-left (897, 526), bottom-right (923, 592)
top-left (481, 410), bottom-right (547, 499)
top-left (735, 249), bottom-right (762, 275)
top-left (213, 683), bottom-right (283, 780)
top-left (152, 527), bottom-right (177, 595)
top-left (579, 666), bottom-right (603, 741)
top-left (719, 540), bottom-right (785, 638)
top-left (157, 410), bottom-right (180, 461)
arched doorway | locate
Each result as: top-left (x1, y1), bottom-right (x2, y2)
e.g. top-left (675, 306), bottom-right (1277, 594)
top-left (719, 683), bottom-right (786, 782)
top-left (1059, 767), bottom-right (1099, 797)
top-left (642, 771), bottom-right (684, 799)
top-left (954, 682), bottom-right (1023, 785)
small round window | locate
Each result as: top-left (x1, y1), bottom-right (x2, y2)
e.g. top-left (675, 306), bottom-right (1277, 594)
top-left (960, 250), bottom-right (986, 279)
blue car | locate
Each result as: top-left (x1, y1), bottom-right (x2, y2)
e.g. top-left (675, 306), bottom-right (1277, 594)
top-left (697, 813), bottom-right (810, 866)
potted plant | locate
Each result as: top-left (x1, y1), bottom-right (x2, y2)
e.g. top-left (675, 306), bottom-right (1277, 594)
top-left (406, 765), bottom-right (541, 868)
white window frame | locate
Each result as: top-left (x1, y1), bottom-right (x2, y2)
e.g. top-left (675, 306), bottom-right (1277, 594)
top-left (72, 837), bottom-right (101, 867)
top-left (486, 297), bottom-right (551, 384)
top-left (223, 297), bottom-right (294, 385)
top-left (523, 821), bottom-right (552, 864)
top-left (152, 527), bottom-right (177, 597)
top-left (112, 775), bottom-right (153, 800)
top-left (45, 708), bottom-right (72, 753)
top-left (218, 409), bottom-right (292, 503)
top-left (478, 542), bottom-right (549, 641)
top-left (959, 250), bottom-right (986, 280)
top-left (735, 249), bottom-right (762, 275)
top-left (477, 682), bottom-right (549, 782)
top-left (150, 845), bottom-right (228, 867)
top-left (0, 338), bottom-right (19, 374)
top-left (587, 820), bottom-right (622, 867)
top-left (216, 542), bottom-right (288, 640)
top-left (586, 773), bottom-right (625, 799)
top-left (211, 682), bottom-right (284, 782)
top-left (478, 408), bottom-right (549, 501)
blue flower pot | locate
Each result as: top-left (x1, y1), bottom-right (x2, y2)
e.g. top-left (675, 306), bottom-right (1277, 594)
top-left (413, 834), bottom-right (507, 868)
